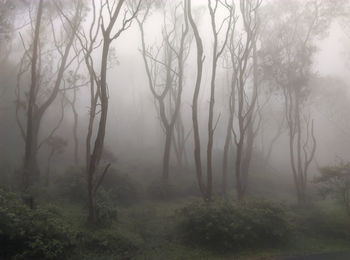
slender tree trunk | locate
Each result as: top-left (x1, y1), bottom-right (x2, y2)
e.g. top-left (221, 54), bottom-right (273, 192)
top-left (87, 38), bottom-right (110, 223)
top-left (222, 111), bottom-right (233, 196)
top-left (206, 54), bottom-right (217, 201)
top-left (241, 122), bottom-right (254, 195)
top-left (46, 148), bottom-right (55, 186)
top-left (72, 89), bottom-right (79, 164)
top-left (235, 137), bottom-right (245, 201)
top-left (23, 0), bottom-right (43, 190)
top-left (188, 0), bottom-right (207, 200)
top-left (162, 127), bottom-right (173, 185)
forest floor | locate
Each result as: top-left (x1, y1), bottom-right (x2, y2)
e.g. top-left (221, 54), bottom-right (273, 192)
top-left (284, 252), bottom-right (350, 260)
top-left (4, 167), bottom-right (350, 260)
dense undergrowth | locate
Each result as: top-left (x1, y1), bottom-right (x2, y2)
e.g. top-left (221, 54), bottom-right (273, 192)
top-left (1, 167), bottom-right (350, 259)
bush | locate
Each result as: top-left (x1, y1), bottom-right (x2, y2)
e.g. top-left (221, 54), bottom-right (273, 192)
top-left (95, 189), bottom-right (118, 227)
top-left (314, 162), bottom-right (350, 217)
top-left (178, 199), bottom-right (290, 252)
top-left (102, 169), bottom-right (142, 205)
top-left (79, 227), bottom-right (143, 259)
top-left (54, 167), bottom-right (142, 206)
top-left (0, 189), bottom-right (76, 259)
top-left (293, 205), bottom-right (350, 240)
top-left (54, 166), bottom-right (87, 203)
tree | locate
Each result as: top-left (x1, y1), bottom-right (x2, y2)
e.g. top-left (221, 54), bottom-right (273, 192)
top-left (16, 0), bottom-right (82, 191)
top-left (187, 0), bottom-right (232, 202)
top-left (207, 0), bottom-right (233, 200)
top-left (64, 0), bottom-right (141, 223)
top-left (187, 0), bottom-right (206, 200)
top-left (222, 0), bottom-right (261, 200)
top-left (64, 56), bottom-right (86, 165)
top-left (260, 0), bottom-right (345, 204)
top-left (137, 0), bottom-right (189, 189)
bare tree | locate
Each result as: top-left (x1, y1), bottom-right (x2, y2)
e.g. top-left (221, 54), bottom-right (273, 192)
top-left (16, 0), bottom-right (82, 190)
top-left (137, 1), bottom-right (189, 189)
top-left (187, 0), bottom-right (206, 200)
top-left (187, 0), bottom-right (233, 201)
top-left (64, 53), bottom-right (86, 165)
top-left (222, 0), bottom-right (261, 200)
top-left (65, 0), bottom-right (142, 223)
top-left (206, 0), bottom-right (233, 200)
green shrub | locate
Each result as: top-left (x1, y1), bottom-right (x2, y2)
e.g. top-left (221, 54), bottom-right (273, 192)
top-left (294, 205), bottom-right (350, 240)
top-left (54, 167), bottom-right (142, 206)
top-left (178, 200), bottom-right (290, 252)
top-left (79, 228), bottom-right (143, 259)
top-left (96, 189), bottom-right (118, 227)
top-left (0, 189), bottom-right (76, 259)
top-left (102, 169), bottom-right (142, 205)
top-left (314, 162), bottom-right (350, 217)
top-left (54, 166), bottom-right (87, 203)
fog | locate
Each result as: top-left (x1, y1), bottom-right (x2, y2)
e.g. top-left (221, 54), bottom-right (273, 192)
top-left (1, 0), bottom-right (350, 259)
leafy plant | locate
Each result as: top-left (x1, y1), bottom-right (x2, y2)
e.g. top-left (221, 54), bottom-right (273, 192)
top-left (178, 200), bottom-right (290, 252)
top-left (314, 162), bottom-right (350, 216)
top-left (0, 189), bottom-right (76, 259)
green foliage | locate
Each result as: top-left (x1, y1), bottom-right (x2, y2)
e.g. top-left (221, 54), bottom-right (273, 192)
top-left (292, 205), bottom-right (350, 241)
top-left (95, 189), bottom-right (118, 227)
top-left (178, 200), bottom-right (290, 252)
top-left (78, 227), bottom-right (143, 260)
top-left (55, 167), bottom-right (142, 206)
top-left (0, 189), bottom-right (76, 259)
top-left (314, 162), bottom-right (350, 216)
top-left (102, 169), bottom-right (142, 205)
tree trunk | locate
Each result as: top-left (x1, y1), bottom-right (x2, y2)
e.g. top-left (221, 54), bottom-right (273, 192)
top-left (241, 122), bottom-right (254, 195)
top-left (23, 0), bottom-right (43, 190)
top-left (222, 112), bottom-right (233, 196)
top-left (235, 137), bottom-right (245, 201)
top-left (72, 89), bottom-right (79, 164)
top-left (162, 127), bottom-right (173, 186)
top-left (188, 0), bottom-right (207, 200)
top-left (45, 148), bottom-right (55, 187)
top-left (87, 38), bottom-right (110, 223)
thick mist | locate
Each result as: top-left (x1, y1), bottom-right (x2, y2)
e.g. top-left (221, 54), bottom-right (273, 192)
top-left (0, 0), bottom-right (350, 259)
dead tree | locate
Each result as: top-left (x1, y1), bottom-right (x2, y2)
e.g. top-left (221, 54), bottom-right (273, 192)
top-left (137, 1), bottom-right (189, 189)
